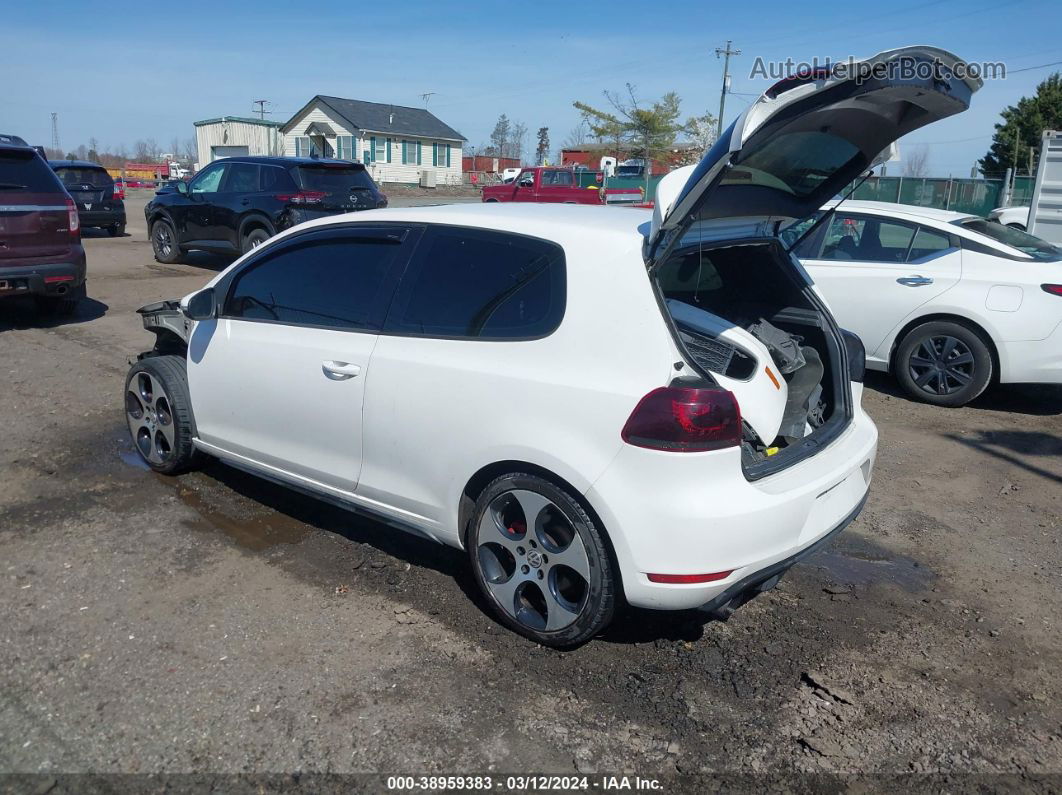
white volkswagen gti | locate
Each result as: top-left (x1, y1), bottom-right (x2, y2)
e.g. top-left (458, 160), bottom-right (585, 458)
top-left (124, 46), bottom-right (979, 646)
top-left (783, 200), bottom-right (1062, 406)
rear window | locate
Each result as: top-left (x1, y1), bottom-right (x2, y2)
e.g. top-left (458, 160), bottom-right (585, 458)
top-left (295, 165), bottom-right (376, 192)
top-left (0, 150), bottom-right (63, 192)
top-left (956, 218), bottom-right (1062, 261)
top-left (385, 227), bottom-right (565, 339)
top-left (54, 166), bottom-right (113, 188)
top-left (722, 131), bottom-right (861, 197)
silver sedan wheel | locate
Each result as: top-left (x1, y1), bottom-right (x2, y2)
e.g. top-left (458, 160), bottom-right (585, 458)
top-left (125, 371), bottom-right (176, 465)
top-left (476, 489), bottom-right (591, 633)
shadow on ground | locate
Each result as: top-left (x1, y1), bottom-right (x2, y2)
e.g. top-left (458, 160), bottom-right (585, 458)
top-left (864, 372), bottom-right (1062, 416)
top-left (0, 295), bottom-right (108, 332)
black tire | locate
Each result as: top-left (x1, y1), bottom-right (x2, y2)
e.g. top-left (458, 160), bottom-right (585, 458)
top-left (894, 320), bottom-right (993, 407)
top-left (150, 218), bottom-right (182, 264)
top-left (108, 222), bottom-right (126, 237)
top-left (124, 355), bottom-right (203, 475)
top-left (241, 227), bottom-right (270, 255)
top-left (467, 473), bottom-right (616, 648)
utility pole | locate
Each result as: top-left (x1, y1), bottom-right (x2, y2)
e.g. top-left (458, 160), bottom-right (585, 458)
top-left (715, 41), bottom-right (741, 138)
top-left (252, 100), bottom-right (270, 120)
top-left (51, 112), bottom-right (60, 151)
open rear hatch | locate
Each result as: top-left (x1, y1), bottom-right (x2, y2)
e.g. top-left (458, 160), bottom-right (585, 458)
top-left (645, 46), bottom-right (981, 477)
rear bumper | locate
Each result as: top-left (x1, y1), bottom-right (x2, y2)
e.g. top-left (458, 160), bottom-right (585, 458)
top-left (586, 406), bottom-right (878, 611)
top-left (0, 253), bottom-right (87, 298)
top-left (998, 321), bottom-right (1062, 385)
top-left (79, 208), bottom-right (125, 228)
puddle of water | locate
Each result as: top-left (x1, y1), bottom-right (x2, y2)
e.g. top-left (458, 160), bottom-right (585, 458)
top-left (117, 448), bottom-right (150, 472)
top-left (176, 485), bottom-right (311, 552)
top-left (802, 535), bottom-right (935, 591)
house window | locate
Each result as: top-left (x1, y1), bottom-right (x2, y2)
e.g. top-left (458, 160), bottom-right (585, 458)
top-left (433, 143), bottom-right (451, 168)
top-left (336, 135), bottom-right (356, 160)
top-left (294, 136), bottom-right (310, 157)
top-left (374, 138), bottom-right (387, 162)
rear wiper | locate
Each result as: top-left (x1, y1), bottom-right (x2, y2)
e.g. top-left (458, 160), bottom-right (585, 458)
top-left (785, 169), bottom-right (873, 254)
top-left (0, 182), bottom-right (28, 189)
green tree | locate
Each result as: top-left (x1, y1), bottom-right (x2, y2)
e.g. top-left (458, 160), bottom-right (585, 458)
top-left (979, 72), bottom-right (1062, 177)
top-left (535, 127), bottom-right (550, 166)
top-left (574, 85), bottom-right (684, 162)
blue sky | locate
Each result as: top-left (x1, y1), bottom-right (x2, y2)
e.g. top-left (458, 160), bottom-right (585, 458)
top-left (2, 0), bottom-right (1059, 176)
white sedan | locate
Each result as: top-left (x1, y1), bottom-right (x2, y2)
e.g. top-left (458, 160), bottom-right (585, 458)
top-left (785, 201), bottom-right (1062, 406)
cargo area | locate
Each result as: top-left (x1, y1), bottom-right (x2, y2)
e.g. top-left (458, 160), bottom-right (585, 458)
top-left (655, 238), bottom-right (850, 477)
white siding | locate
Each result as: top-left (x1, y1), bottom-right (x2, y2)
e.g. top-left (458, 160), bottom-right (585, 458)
top-left (282, 105), bottom-right (354, 157)
top-left (194, 120), bottom-right (283, 168)
top-left (282, 100), bottom-right (464, 185)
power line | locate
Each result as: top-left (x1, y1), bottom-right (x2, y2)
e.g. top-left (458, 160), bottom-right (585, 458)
top-left (1008, 59), bottom-right (1062, 74)
top-left (252, 99), bottom-right (272, 119)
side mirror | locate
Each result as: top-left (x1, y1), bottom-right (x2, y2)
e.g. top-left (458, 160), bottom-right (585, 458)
top-left (177, 181), bottom-right (189, 195)
top-left (518, 177), bottom-right (533, 188)
top-left (182, 287), bottom-right (216, 321)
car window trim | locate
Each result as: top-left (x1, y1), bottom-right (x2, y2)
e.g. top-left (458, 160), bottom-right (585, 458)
top-left (381, 223), bottom-right (567, 343)
top-left (216, 223), bottom-right (422, 334)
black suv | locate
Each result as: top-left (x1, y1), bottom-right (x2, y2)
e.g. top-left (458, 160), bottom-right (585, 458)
top-left (51, 160), bottom-right (126, 236)
top-left (144, 156), bottom-right (387, 263)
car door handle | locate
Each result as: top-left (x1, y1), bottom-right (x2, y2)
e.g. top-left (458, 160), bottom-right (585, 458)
top-left (897, 275), bottom-right (934, 287)
top-left (322, 361), bottom-right (361, 380)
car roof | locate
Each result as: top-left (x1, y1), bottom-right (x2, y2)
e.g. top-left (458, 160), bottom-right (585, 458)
top-left (0, 141), bottom-right (37, 156)
top-left (824, 199), bottom-right (973, 224)
top-left (279, 202), bottom-right (650, 253)
top-left (50, 159), bottom-right (109, 169)
top-left (210, 156), bottom-right (365, 167)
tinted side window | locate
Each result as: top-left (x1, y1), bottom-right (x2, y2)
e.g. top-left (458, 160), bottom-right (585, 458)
top-left (386, 227), bottom-right (565, 339)
top-left (225, 229), bottom-right (409, 331)
top-left (907, 227), bottom-right (953, 261)
top-left (223, 163), bottom-right (259, 193)
top-left (821, 215), bottom-right (916, 263)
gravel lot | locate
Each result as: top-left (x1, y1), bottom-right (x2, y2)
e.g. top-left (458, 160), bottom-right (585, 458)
top-left (1, 192), bottom-right (1060, 789)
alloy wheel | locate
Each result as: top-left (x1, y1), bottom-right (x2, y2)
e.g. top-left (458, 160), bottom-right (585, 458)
top-left (154, 225), bottom-right (173, 257)
top-left (908, 335), bottom-right (975, 396)
top-left (476, 489), bottom-right (591, 633)
top-left (126, 371), bottom-right (176, 465)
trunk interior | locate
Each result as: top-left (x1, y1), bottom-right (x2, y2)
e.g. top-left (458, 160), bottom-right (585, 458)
top-left (655, 237), bottom-right (851, 478)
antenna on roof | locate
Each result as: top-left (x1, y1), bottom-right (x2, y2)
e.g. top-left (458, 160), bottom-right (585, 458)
top-left (420, 92), bottom-right (436, 107)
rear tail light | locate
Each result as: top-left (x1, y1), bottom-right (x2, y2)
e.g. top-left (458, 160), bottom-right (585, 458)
top-left (1042, 284), bottom-right (1062, 297)
top-left (113, 182), bottom-right (125, 201)
top-left (621, 386), bottom-right (741, 452)
top-left (275, 190), bottom-right (327, 205)
top-left (65, 197), bottom-right (80, 239)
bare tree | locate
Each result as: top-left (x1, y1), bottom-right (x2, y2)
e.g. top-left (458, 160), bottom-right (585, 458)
top-left (511, 121), bottom-right (528, 162)
top-left (133, 140), bottom-right (151, 160)
top-left (902, 144), bottom-right (931, 177)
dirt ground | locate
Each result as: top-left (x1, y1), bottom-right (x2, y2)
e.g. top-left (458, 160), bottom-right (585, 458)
top-left (1, 192), bottom-right (1060, 791)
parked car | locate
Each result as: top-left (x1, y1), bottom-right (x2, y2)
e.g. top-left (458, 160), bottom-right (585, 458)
top-left (783, 200), bottom-right (1062, 406)
top-left (144, 156), bottom-right (388, 262)
top-left (0, 142), bottom-right (86, 314)
top-left (987, 205), bottom-right (1029, 231)
top-left (124, 45), bottom-right (978, 646)
top-left (50, 160), bottom-right (126, 236)
top-left (481, 167), bottom-right (642, 205)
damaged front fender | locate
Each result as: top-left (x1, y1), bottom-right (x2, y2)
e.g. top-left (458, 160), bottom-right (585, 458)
top-left (136, 299), bottom-right (191, 354)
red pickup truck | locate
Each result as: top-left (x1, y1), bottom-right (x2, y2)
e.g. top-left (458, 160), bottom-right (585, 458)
top-left (481, 167), bottom-right (642, 205)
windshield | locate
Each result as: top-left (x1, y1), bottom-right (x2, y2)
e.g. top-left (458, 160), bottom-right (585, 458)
top-left (295, 165), bottom-right (376, 192)
top-left (54, 166), bottom-right (113, 188)
top-left (957, 218), bottom-right (1062, 261)
top-left (616, 165), bottom-right (644, 177)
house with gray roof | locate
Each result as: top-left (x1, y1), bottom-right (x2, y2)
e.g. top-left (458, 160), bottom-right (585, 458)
top-left (280, 95), bottom-right (466, 185)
